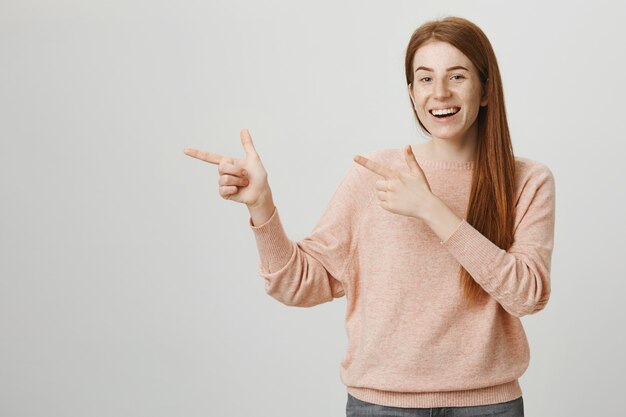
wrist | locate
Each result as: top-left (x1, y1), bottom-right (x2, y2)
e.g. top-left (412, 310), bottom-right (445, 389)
top-left (248, 188), bottom-right (273, 210)
top-left (419, 194), bottom-right (463, 243)
top-left (247, 191), bottom-right (275, 227)
top-left (417, 193), bottom-right (442, 223)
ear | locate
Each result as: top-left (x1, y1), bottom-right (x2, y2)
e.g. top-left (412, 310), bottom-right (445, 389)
top-left (408, 83), bottom-right (415, 107)
top-left (480, 80), bottom-right (489, 107)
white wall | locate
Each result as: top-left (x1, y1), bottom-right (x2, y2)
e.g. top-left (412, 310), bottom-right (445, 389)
top-left (1, 0), bottom-right (624, 416)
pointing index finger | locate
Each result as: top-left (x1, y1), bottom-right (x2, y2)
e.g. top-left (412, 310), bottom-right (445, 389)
top-left (353, 155), bottom-right (394, 179)
top-left (183, 148), bottom-right (227, 165)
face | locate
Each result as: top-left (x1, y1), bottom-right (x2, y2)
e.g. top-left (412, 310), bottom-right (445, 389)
top-left (408, 41), bottom-right (488, 143)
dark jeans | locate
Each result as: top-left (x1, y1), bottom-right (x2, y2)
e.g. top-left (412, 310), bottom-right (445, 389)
top-left (346, 393), bottom-right (524, 417)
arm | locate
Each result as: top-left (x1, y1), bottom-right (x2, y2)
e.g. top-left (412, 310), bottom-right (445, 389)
top-left (423, 164), bottom-right (556, 318)
top-left (248, 164), bottom-right (372, 307)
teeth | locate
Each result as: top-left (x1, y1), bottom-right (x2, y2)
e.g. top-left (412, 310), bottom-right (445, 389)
top-left (431, 107), bottom-right (459, 116)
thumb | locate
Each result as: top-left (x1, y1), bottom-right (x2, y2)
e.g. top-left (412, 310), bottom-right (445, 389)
top-left (240, 128), bottom-right (259, 158)
top-left (404, 144), bottom-right (422, 174)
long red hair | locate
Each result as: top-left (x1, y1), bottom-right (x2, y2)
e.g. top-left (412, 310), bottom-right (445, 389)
top-left (404, 16), bottom-right (516, 308)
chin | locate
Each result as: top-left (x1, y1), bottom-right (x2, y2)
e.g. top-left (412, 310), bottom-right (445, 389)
top-left (429, 128), bottom-right (465, 140)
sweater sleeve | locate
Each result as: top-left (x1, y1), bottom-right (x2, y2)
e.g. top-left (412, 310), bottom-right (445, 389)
top-left (248, 163), bottom-right (370, 307)
top-left (440, 163), bottom-right (556, 317)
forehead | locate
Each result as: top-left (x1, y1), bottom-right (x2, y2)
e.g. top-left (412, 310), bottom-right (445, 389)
top-left (412, 41), bottom-right (474, 71)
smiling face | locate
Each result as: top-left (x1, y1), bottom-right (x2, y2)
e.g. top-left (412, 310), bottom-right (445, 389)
top-left (408, 40), bottom-right (488, 145)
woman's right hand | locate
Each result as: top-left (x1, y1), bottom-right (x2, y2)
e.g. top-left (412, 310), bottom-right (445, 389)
top-left (184, 128), bottom-right (272, 208)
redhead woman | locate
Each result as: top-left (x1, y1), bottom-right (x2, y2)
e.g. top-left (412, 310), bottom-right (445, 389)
top-left (185, 15), bottom-right (554, 417)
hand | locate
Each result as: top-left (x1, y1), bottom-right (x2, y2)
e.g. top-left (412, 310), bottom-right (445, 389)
top-left (184, 128), bottom-right (272, 207)
top-left (353, 144), bottom-right (435, 220)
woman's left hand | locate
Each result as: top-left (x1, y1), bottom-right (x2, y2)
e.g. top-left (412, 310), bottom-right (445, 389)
top-left (353, 145), bottom-right (436, 220)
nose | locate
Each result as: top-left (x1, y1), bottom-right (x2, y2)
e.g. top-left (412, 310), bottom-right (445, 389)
top-left (433, 78), bottom-right (451, 99)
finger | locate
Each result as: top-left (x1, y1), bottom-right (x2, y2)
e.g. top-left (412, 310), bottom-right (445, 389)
top-left (240, 128), bottom-right (259, 158)
top-left (404, 145), bottom-right (422, 174)
top-left (375, 180), bottom-right (390, 192)
top-left (218, 160), bottom-right (244, 176)
top-left (219, 174), bottom-right (249, 187)
top-left (403, 145), bottom-right (429, 183)
top-left (184, 148), bottom-right (229, 165)
top-left (219, 185), bottom-right (238, 199)
top-left (353, 155), bottom-right (394, 179)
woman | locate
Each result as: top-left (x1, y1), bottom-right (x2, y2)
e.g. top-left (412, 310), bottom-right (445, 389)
top-left (184, 15), bottom-right (554, 417)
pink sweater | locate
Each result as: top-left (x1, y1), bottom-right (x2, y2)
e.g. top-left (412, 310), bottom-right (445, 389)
top-left (248, 147), bottom-right (556, 408)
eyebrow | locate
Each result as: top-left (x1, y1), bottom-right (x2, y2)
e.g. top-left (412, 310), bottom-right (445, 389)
top-left (415, 65), bottom-right (469, 73)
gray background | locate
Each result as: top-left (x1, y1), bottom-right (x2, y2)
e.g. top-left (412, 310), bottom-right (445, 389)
top-left (1, 0), bottom-right (624, 416)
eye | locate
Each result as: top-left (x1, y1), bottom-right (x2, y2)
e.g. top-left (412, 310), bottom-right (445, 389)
top-left (418, 75), bottom-right (464, 83)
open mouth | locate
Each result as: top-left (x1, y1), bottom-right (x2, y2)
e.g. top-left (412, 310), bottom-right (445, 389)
top-left (429, 107), bottom-right (461, 119)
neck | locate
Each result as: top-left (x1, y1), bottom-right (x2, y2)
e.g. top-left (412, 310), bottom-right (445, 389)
top-left (426, 122), bottom-right (478, 162)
